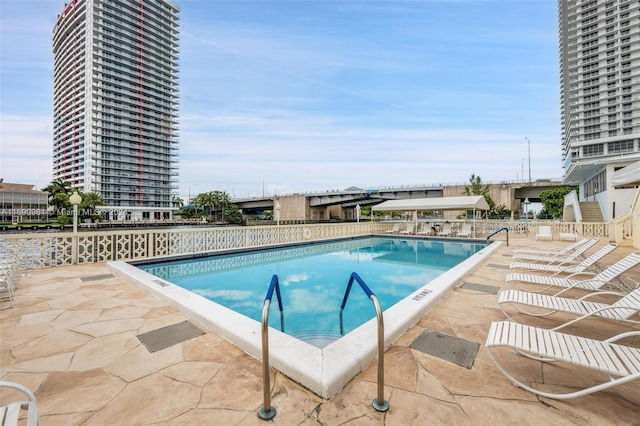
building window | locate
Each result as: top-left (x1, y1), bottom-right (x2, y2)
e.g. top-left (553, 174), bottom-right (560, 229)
top-left (609, 140), bottom-right (634, 154)
top-left (584, 170), bottom-right (606, 198)
top-left (583, 143), bottom-right (604, 157)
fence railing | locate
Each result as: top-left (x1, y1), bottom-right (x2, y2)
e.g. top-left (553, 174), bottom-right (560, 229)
top-left (0, 220), bottom-right (611, 270)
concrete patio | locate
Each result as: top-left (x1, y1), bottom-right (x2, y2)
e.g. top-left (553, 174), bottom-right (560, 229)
top-left (1, 236), bottom-right (639, 425)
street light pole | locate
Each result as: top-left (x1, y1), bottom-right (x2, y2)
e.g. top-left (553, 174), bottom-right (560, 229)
top-left (70, 191), bottom-right (82, 233)
top-left (525, 137), bottom-right (531, 183)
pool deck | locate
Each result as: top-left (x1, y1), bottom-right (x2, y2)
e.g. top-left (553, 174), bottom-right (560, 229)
top-left (1, 235), bottom-right (639, 425)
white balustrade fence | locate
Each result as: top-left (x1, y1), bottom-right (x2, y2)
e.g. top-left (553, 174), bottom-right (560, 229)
top-left (0, 221), bottom-right (610, 270)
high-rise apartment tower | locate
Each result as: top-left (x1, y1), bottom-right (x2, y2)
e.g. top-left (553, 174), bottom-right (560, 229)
top-left (559, 0), bottom-right (639, 221)
top-left (52, 0), bottom-right (179, 220)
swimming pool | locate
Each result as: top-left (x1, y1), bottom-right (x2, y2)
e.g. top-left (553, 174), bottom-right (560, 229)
top-left (109, 235), bottom-right (501, 398)
top-left (136, 237), bottom-right (485, 348)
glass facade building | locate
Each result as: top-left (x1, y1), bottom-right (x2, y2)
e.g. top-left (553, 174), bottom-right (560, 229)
top-left (52, 0), bottom-right (180, 220)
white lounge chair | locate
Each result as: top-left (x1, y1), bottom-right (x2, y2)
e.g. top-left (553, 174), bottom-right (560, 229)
top-left (535, 225), bottom-right (552, 240)
top-left (498, 288), bottom-right (640, 327)
top-left (485, 321), bottom-right (640, 399)
top-left (456, 223), bottom-right (472, 238)
top-left (0, 381), bottom-right (39, 426)
top-left (417, 223), bottom-right (434, 236)
top-left (509, 243), bottom-right (618, 275)
top-left (399, 223), bottom-right (415, 235)
top-left (560, 232), bottom-right (578, 241)
top-left (512, 239), bottom-right (598, 263)
top-left (505, 251), bottom-right (640, 295)
top-left (385, 223), bottom-right (401, 234)
top-left (513, 238), bottom-right (591, 255)
top-left (437, 223), bottom-right (452, 237)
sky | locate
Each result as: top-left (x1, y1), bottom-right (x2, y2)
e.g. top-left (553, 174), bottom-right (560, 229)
top-left (0, 0), bottom-right (562, 201)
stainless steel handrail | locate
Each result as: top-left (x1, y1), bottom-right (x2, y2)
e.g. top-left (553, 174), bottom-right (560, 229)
top-left (258, 274), bottom-right (283, 420)
top-left (340, 272), bottom-right (389, 412)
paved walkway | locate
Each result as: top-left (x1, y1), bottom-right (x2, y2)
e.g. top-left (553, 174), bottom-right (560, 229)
top-left (1, 236), bottom-right (639, 425)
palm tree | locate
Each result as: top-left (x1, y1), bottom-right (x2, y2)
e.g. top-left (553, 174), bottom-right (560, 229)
top-left (81, 191), bottom-right (106, 216)
top-left (171, 195), bottom-right (184, 208)
top-left (42, 179), bottom-right (72, 199)
top-left (210, 191), bottom-right (231, 222)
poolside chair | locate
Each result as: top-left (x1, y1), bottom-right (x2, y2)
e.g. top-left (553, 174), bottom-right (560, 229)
top-left (535, 225), bottom-right (552, 241)
top-left (437, 223), bottom-right (452, 237)
top-left (497, 288), bottom-right (640, 327)
top-left (513, 237), bottom-right (591, 255)
top-left (509, 243), bottom-right (618, 275)
top-left (400, 223), bottom-right (415, 235)
top-left (560, 232), bottom-right (578, 241)
top-left (485, 320), bottom-right (640, 399)
top-left (0, 381), bottom-right (39, 426)
top-left (512, 238), bottom-right (598, 264)
top-left (505, 251), bottom-right (640, 296)
top-left (456, 223), bottom-right (472, 238)
top-left (385, 223), bottom-right (401, 234)
top-left (417, 223), bottom-right (434, 236)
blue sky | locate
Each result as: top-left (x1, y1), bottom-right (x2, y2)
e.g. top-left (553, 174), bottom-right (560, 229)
top-left (1, 0), bottom-right (561, 200)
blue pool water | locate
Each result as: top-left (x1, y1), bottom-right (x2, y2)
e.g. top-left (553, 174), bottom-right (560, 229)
top-left (137, 237), bottom-right (484, 348)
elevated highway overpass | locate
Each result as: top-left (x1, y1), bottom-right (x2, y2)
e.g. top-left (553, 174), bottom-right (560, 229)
top-left (233, 180), bottom-right (567, 221)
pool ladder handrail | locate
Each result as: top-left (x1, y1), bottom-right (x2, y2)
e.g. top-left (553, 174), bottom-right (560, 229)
top-left (487, 227), bottom-right (509, 246)
top-left (340, 272), bottom-right (390, 412)
top-left (259, 274), bottom-right (283, 420)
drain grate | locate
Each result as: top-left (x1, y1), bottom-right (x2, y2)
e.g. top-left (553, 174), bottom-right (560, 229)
top-left (137, 321), bottom-right (204, 353)
top-left (460, 282), bottom-right (500, 294)
top-left (410, 330), bottom-right (479, 369)
top-left (81, 274), bottom-right (115, 282)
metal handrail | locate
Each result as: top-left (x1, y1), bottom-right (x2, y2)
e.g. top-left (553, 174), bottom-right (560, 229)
top-left (340, 272), bottom-right (389, 412)
top-left (258, 274), bottom-right (283, 420)
top-left (487, 227), bottom-right (509, 246)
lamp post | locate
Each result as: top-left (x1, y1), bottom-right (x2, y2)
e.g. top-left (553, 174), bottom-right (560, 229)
top-left (69, 191), bottom-right (82, 233)
top-left (523, 197), bottom-right (531, 236)
top-left (525, 137), bottom-right (531, 183)
top-left (274, 200), bottom-right (281, 226)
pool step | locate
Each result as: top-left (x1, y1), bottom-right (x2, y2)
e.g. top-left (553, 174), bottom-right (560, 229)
top-left (290, 330), bottom-right (343, 348)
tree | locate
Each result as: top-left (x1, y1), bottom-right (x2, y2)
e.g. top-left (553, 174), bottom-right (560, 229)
top-left (464, 173), bottom-right (496, 213)
top-left (224, 204), bottom-right (244, 224)
top-left (540, 186), bottom-right (577, 219)
top-left (81, 191), bottom-right (106, 217)
top-left (42, 179), bottom-right (72, 199)
top-left (171, 195), bottom-right (184, 208)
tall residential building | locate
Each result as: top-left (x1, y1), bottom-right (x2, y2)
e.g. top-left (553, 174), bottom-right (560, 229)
top-left (559, 0), bottom-right (639, 221)
top-left (52, 0), bottom-right (180, 221)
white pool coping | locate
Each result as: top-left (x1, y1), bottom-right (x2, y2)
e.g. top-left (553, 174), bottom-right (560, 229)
top-left (108, 239), bottom-right (502, 399)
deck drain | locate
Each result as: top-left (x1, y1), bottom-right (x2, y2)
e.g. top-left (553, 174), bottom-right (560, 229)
top-left (410, 330), bottom-right (479, 369)
top-left (460, 282), bottom-right (499, 294)
top-left (80, 274), bottom-right (115, 282)
top-left (137, 321), bottom-right (204, 353)
top-left (487, 263), bottom-right (510, 270)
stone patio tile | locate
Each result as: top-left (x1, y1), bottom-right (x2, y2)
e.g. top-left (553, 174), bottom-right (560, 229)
top-left (315, 379), bottom-right (385, 425)
top-left (71, 318), bottom-right (146, 337)
top-left (81, 373), bottom-right (201, 425)
top-left (386, 387), bottom-right (471, 425)
top-left (182, 332), bottom-right (245, 363)
top-left (72, 297), bottom-right (131, 310)
top-left (49, 309), bottom-right (102, 329)
top-left (95, 304), bottom-right (153, 321)
top-left (12, 330), bottom-right (91, 361)
top-left (106, 342), bottom-right (182, 382)
top-left (0, 324), bottom-right (54, 348)
top-left (16, 309), bottom-right (65, 326)
top-left (37, 369), bottom-right (126, 417)
top-left (358, 346), bottom-right (417, 392)
top-left (8, 352), bottom-right (73, 373)
top-left (267, 373), bottom-right (323, 426)
top-left (67, 332), bottom-right (139, 371)
top-left (162, 361), bottom-right (223, 387)
top-left (137, 312), bottom-right (191, 334)
top-left (454, 395), bottom-right (579, 426)
top-left (140, 305), bottom-right (177, 318)
top-left (200, 356), bottom-right (266, 410)
top-left (169, 409), bottom-right (252, 426)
